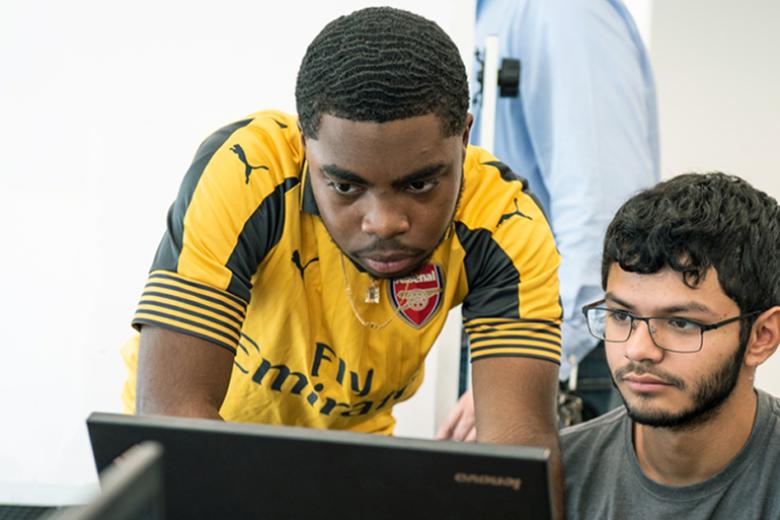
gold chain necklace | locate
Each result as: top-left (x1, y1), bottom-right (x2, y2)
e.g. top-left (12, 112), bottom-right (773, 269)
top-left (340, 254), bottom-right (416, 330)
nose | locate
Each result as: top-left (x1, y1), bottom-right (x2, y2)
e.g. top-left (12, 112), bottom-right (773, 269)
top-left (623, 319), bottom-right (665, 363)
top-left (361, 196), bottom-right (410, 239)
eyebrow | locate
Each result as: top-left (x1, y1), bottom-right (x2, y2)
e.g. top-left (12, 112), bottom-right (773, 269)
top-left (604, 292), bottom-right (715, 315)
top-left (319, 162), bottom-right (449, 188)
top-left (320, 164), bottom-right (366, 184)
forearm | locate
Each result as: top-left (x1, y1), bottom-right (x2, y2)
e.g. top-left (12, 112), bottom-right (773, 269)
top-left (473, 358), bottom-right (563, 518)
top-left (545, 434), bottom-right (565, 520)
top-left (479, 417), bottom-right (563, 518)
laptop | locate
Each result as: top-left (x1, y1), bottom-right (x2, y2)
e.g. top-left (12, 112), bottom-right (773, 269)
top-left (87, 413), bottom-right (552, 519)
top-left (42, 441), bottom-right (164, 520)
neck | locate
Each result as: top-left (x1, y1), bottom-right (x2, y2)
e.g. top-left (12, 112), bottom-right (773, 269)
top-left (633, 383), bottom-right (758, 486)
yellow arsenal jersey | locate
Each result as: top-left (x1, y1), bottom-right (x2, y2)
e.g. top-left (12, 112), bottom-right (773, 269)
top-left (122, 110), bottom-right (562, 434)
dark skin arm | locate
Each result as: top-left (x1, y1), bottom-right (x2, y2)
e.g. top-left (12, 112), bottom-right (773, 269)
top-left (135, 326), bottom-right (233, 419)
top-left (472, 357), bottom-right (564, 520)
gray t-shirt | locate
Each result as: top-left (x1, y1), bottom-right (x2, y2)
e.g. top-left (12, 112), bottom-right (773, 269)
top-left (561, 389), bottom-right (780, 519)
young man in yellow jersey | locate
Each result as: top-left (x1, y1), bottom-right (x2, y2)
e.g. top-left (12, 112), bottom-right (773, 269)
top-left (124, 7), bottom-right (564, 511)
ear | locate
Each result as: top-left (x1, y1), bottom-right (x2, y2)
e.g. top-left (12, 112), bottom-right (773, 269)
top-left (461, 113), bottom-right (474, 149)
top-left (743, 306), bottom-right (780, 368)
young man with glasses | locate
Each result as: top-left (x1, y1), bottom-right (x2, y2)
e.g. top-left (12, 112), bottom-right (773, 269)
top-left (561, 172), bottom-right (780, 519)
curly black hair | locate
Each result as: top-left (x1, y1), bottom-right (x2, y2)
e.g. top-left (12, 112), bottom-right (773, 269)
top-left (295, 7), bottom-right (469, 138)
top-left (603, 172), bottom-right (780, 318)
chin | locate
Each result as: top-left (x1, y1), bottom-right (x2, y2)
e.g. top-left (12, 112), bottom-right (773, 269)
top-left (623, 393), bottom-right (727, 430)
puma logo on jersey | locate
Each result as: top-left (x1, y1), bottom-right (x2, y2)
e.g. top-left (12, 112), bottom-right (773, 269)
top-left (292, 250), bottom-right (319, 278)
top-left (497, 198), bottom-right (532, 227)
top-left (230, 143), bottom-right (269, 184)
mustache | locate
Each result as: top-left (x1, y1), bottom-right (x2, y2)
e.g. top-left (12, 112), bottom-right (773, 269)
top-left (352, 239), bottom-right (424, 257)
top-left (614, 362), bottom-right (686, 390)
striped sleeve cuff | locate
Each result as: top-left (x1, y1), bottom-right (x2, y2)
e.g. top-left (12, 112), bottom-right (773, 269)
top-left (132, 270), bottom-right (248, 354)
top-left (464, 318), bottom-right (562, 365)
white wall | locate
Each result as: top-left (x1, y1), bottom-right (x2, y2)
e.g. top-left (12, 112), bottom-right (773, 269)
top-left (650, 0), bottom-right (780, 395)
top-left (0, 0), bottom-right (472, 503)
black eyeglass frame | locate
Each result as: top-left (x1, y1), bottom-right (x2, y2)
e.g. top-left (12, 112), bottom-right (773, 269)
top-left (581, 299), bottom-right (764, 353)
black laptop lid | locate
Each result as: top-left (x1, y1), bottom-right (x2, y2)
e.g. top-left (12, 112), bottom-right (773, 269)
top-left (87, 413), bottom-right (551, 519)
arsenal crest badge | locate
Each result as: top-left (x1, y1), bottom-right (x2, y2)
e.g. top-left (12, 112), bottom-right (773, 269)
top-left (389, 264), bottom-right (445, 328)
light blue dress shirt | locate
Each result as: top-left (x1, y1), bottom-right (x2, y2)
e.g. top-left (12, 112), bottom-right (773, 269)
top-left (472, 0), bottom-right (660, 380)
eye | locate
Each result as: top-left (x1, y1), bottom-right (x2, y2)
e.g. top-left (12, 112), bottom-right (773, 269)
top-left (608, 309), bottom-right (632, 323)
top-left (666, 318), bottom-right (698, 332)
top-left (326, 181), bottom-right (363, 196)
top-left (405, 179), bottom-right (438, 194)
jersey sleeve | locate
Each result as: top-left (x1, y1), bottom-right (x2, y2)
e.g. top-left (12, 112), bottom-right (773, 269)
top-left (458, 150), bottom-right (563, 365)
top-left (132, 111), bottom-right (303, 353)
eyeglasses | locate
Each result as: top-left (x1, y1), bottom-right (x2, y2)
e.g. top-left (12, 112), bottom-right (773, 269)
top-left (581, 300), bottom-right (763, 353)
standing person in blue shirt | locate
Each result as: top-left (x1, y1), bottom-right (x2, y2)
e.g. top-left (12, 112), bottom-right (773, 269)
top-left (438, 0), bottom-right (660, 441)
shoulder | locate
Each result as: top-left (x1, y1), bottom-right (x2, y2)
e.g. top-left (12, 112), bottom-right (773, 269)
top-left (191, 110), bottom-right (304, 199)
top-left (560, 405), bottom-right (628, 464)
top-left (518, 0), bottom-right (641, 57)
top-left (459, 145), bottom-right (548, 232)
top-left (758, 389), bottom-right (780, 424)
top-left (560, 407), bottom-right (631, 517)
top-left (458, 146), bottom-right (556, 271)
top-left (762, 388), bottom-right (780, 408)
top-left (560, 407), bottom-right (632, 519)
top-left (228, 110), bottom-right (304, 171)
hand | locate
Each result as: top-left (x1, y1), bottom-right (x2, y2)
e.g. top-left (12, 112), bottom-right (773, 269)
top-left (435, 389), bottom-right (477, 442)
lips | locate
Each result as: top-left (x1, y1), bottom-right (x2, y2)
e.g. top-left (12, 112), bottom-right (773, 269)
top-left (622, 374), bottom-right (673, 393)
top-left (361, 253), bottom-right (418, 275)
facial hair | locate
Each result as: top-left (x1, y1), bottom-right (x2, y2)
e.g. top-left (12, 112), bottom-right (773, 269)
top-left (614, 337), bottom-right (747, 431)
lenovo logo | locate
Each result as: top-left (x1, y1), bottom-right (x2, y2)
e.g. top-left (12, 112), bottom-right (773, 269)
top-left (453, 472), bottom-right (522, 491)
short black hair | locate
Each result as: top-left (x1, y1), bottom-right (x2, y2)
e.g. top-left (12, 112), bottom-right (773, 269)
top-left (295, 7), bottom-right (469, 138)
top-left (603, 172), bottom-right (780, 315)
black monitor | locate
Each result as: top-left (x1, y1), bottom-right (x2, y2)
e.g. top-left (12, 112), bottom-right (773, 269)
top-left (87, 412), bottom-right (552, 519)
top-left (45, 441), bottom-right (164, 520)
